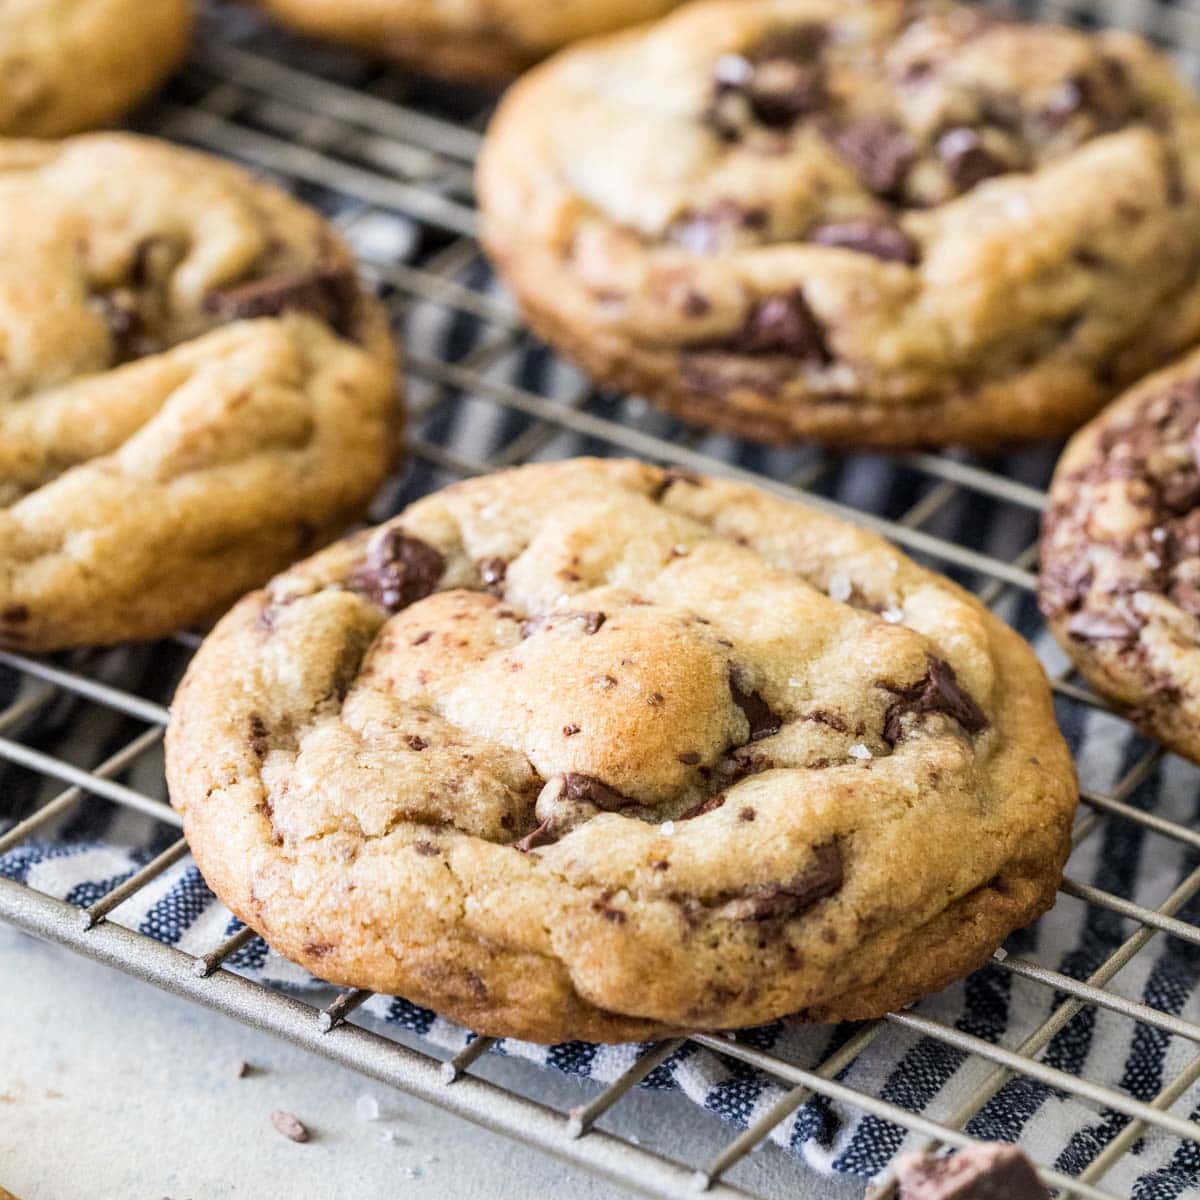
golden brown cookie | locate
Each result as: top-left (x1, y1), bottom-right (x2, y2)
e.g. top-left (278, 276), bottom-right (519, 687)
top-left (254, 0), bottom-right (683, 81)
top-left (0, 133), bottom-right (400, 652)
top-left (1041, 346), bottom-right (1200, 763)
top-left (478, 0), bottom-right (1200, 448)
top-left (0, 1), bottom-right (192, 137)
top-left (168, 458), bottom-right (1076, 1044)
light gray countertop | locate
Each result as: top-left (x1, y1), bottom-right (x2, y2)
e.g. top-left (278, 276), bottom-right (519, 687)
top-left (0, 927), bottom-right (867, 1200)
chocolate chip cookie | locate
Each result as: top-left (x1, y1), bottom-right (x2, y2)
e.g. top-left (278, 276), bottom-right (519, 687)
top-left (0, 134), bottom-right (400, 652)
top-left (167, 458), bottom-right (1076, 1043)
top-left (253, 0), bottom-right (683, 81)
top-left (0, 1), bottom-right (192, 136)
top-left (478, 0), bottom-right (1200, 448)
top-left (1040, 347), bottom-right (1200, 763)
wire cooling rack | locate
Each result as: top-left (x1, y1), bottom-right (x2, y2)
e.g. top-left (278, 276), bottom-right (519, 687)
top-left (5, 3), bottom-right (1200, 1198)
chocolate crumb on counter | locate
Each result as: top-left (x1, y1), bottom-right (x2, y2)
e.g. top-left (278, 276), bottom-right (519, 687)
top-left (270, 1110), bottom-right (311, 1143)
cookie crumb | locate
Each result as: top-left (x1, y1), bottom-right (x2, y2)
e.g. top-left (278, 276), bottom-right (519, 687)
top-left (270, 1110), bottom-right (310, 1143)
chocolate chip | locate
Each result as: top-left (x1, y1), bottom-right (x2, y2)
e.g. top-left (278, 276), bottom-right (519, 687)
top-left (648, 692), bottom-right (666, 707)
top-left (478, 557), bottom-right (507, 596)
top-left (719, 842), bottom-right (842, 920)
top-left (205, 267), bottom-right (358, 338)
top-left (724, 289), bottom-right (830, 361)
top-left (831, 116), bottom-right (915, 198)
top-left (412, 630), bottom-right (433, 646)
top-left (896, 1143), bottom-right (1049, 1200)
top-left (809, 220), bottom-right (919, 264)
top-left (347, 530), bottom-right (444, 613)
top-left (405, 735), bottom-right (429, 751)
top-left (561, 772), bottom-right (635, 811)
top-left (270, 1111), bottom-right (310, 1144)
top-left (677, 752), bottom-right (702, 765)
top-left (512, 814), bottom-right (560, 853)
top-left (729, 670), bottom-right (783, 742)
top-left (521, 610), bottom-right (607, 637)
top-left (803, 708), bottom-right (849, 733)
top-left (0, 604), bottom-right (29, 624)
top-left (414, 840), bottom-right (440, 856)
top-left (592, 900), bottom-right (628, 924)
top-left (936, 127), bottom-right (1005, 192)
top-left (249, 714), bottom-right (269, 760)
top-left (681, 792), bottom-right (728, 819)
top-left (738, 806), bottom-right (756, 821)
top-left (563, 723), bottom-right (581, 736)
top-left (882, 656), bottom-right (988, 745)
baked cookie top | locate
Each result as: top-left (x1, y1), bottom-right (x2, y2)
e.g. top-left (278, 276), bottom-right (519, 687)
top-left (255, 0), bottom-right (683, 80)
top-left (1041, 346), bottom-right (1200, 763)
top-left (0, 0), bottom-right (192, 137)
top-left (0, 134), bottom-right (399, 651)
top-left (478, 0), bottom-right (1200, 447)
top-left (168, 458), bottom-right (1076, 1043)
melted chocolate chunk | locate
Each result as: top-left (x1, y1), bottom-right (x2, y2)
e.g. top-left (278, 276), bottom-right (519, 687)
top-left (681, 792), bottom-right (728, 820)
top-left (809, 219), bottom-right (919, 264)
top-left (936, 127), bottom-right (1006, 193)
top-left (729, 670), bottom-right (783, 742)
top-left (561, 772), bottom-right (635, 811)
top-left (205, 266), bottom-right (358, 338)
top-left (719, 843), bottom-right (842, 920)
top-left (347, 529), bottom-right (444, 613)
top-left (478, 557), bottom-right (507, 596)
top-left (512, 814), bottom-right (559, 853)
top-left (725, 289), bottom-right (831, 361)
top-left (882, 657), bottom-right (988, 746)
top-left (831, 116), bottom-right (915, 198)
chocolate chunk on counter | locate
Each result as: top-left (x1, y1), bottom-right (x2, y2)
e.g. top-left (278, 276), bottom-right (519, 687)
top-left (809, 219), bottom-right (919, 264)
top-left (883, 656), bottom-right (988, 745)
top-left (896, 1143), bottom-right (1049, 1199)
top-left (348, 529), bottom-right (444, 613)
top-left (205, 266), bottom-right (359, 337)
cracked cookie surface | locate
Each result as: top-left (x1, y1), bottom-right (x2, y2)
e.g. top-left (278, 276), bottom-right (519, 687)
top-left (168, 458), bottom-right (1075, 1043)
top-left (1041, 346), bottom-right (1200, 763)
top-left (478, 0), bottom-right (1200, 448)
top-left (0, 134), bottom-right (399, 651)
top-left (253, 0), bottom-right (683, 81)
top-left (0, 0), bottom-right (192, 136)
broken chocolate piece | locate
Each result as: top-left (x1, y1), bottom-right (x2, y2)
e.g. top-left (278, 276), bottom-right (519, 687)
top-left (347, 529), bottom-right (444, 613)
top-left (831, 116), bottom-right (915, 198)
top-left (729, 670), bottom-right (783, 742)
top-left (512, 813), bottom-right (560, 853)
top-left (205, 267), bottom-right (358, 338)
top-left (883, 656), bottom-right (988, 745)
top-left (719, 842), bottom-right (842, 920)
top-left (561, 772), bottom-right (635, 811)
top-left (896, 1143), bottom-right (1049, 1200)
top-left (521, 610), bottom-right (607, 637)
top-left (936, 127), bottom-right (1005, 192)
top-left (809, 219), bottom-right (919, 264)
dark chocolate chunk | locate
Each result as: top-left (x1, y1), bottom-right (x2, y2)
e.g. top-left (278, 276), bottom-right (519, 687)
top-left (720, 842), bottom-right (842, 920)
top-left (677, 752), bottom-right (702, 765)
top-left (883, 656), bottom-right (988, 745)
top-left (730, 670), bottom-right (783, 742)
top-left (205, 266), bottom-right (358, 338)
top-left (561, 772), bottom-right (635, 811)
top-left (521, 610), bottom-right (607, 637)
top-left (413, 840), bottom-right (440, 856)
top-left (831, 116), bottom-right (915, 198)
top-left (896, 1143), bottom-right (1049, 1200)
top-left (725, 289), bottom-right (831, 361)
top-left (512, 814), bottom-right (560, 853)
top-left (681, 792), bottom-right (728, 820)
top-left (405, 734), bottom-right (429, 751)
top-left (347, 529), bottom-right (445, 613)
top-left (809, 219), bottom-right (919, 264)
top-left (936, 127), bottom-right (1005, 192)
top-left (478, 557), bottom-right (508, 596)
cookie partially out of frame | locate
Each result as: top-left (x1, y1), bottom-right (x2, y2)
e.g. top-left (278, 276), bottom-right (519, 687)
top-left (0, 1), bottom-right (192, 137)
top-left (0, 134), bottom-right (400, 652)
top-left (254, 0), bottom-right (683, 81)
top-left (1041, 347), bottom-right (1200, 763)
top-left (168, 458), bottom-right (1076, 1044)
top-left (479, 0), bottom-right (1200, 448)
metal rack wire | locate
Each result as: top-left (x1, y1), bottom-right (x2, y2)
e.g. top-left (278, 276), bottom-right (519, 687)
top-left (5, 5), bottom-right (1200, 1198)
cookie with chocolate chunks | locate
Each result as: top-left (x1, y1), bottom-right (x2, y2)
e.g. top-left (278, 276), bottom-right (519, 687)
top-left (479, 0), bottom-right (1200, 448)
top-left (1040, 346), bottom-right (1200, 763)
top-left (168, 459), bottom-right (1075, 1043)
top-left (252, 0), bottom-right (685, 82)
top-left (0, 1), bottom-right (192, 137)
top-left (0, 133), bottom-right (399, 651)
